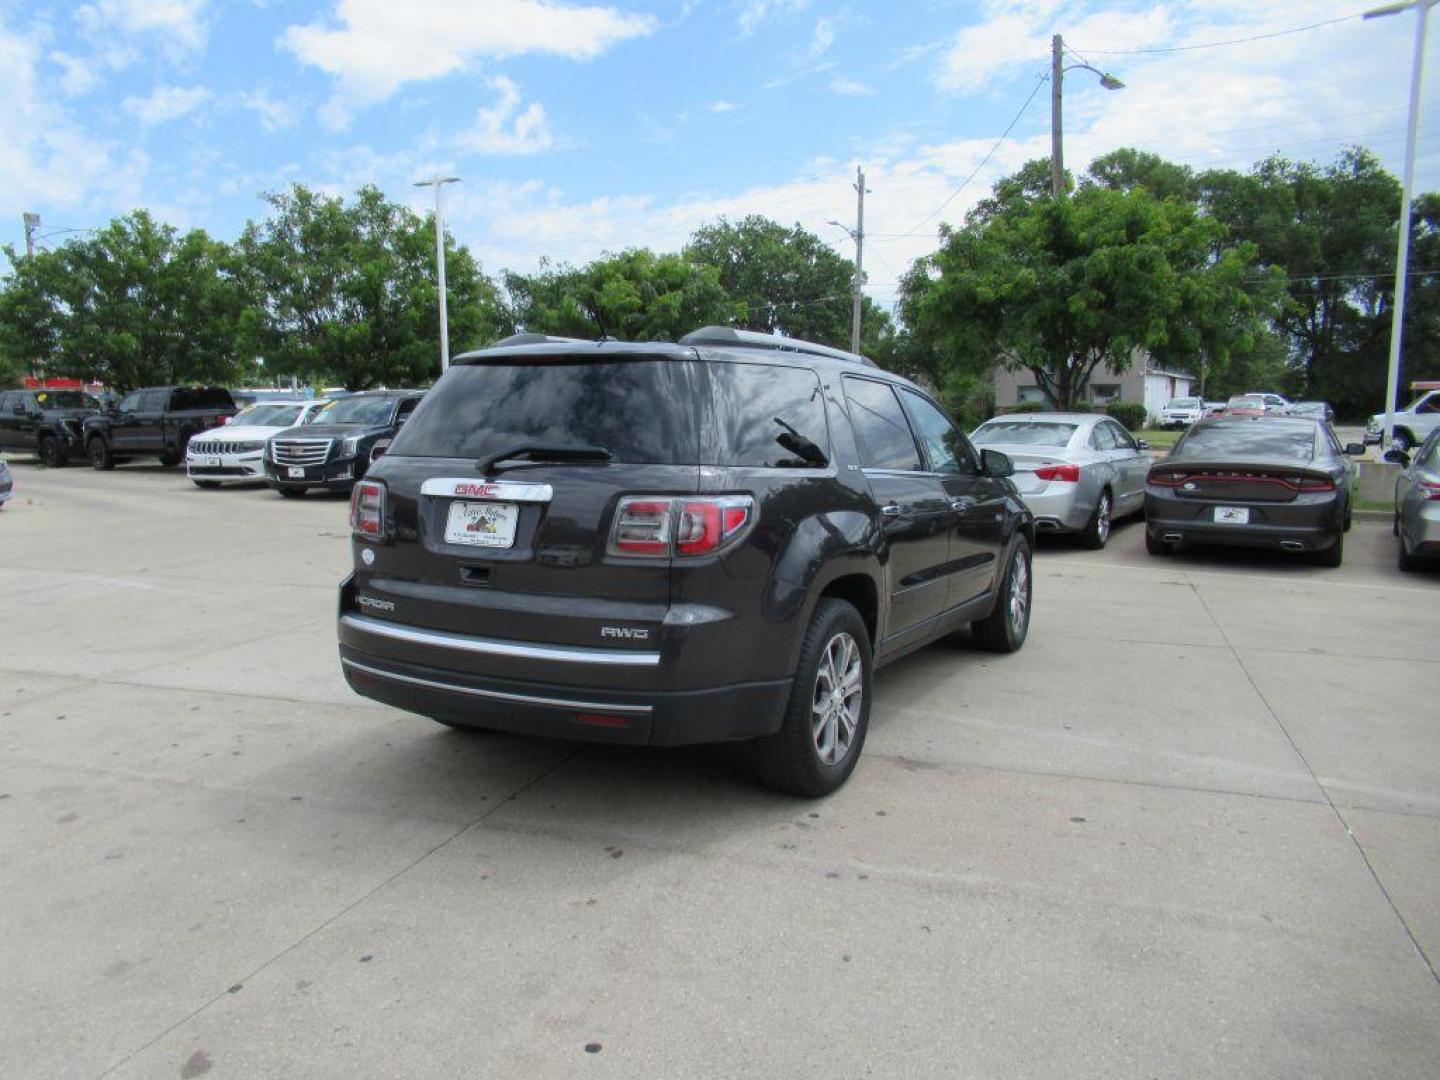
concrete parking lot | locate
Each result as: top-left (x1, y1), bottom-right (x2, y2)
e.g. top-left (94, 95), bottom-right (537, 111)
top-left (2, 457), bottom-right (1438, 1079)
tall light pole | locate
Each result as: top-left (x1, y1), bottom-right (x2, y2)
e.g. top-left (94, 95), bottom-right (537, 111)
top-left (413, 175), bottom-right (461, 374)
top-left (1365, 0), bottom-right (1435, 450)
top-left (828, 165), bottom-right (871, 354)
top-left (1050, 34), bottom-right (1125, 197)
top-left (23, 212), bottom-right (40, 259)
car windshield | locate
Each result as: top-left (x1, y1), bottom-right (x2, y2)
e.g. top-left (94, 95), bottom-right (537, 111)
top-left (1167, 398), bottom-right (1201, 409)
top-left (1177, 424), bottom-right (1317, 462)
top-left (317, 396), bottom-right (397, 426)
top-left (236, 403), bottom-right (308, 427)
top-left (972, 420), bottom-right (1077, 448)
top-left (34, 390), bottom-right (100, 410)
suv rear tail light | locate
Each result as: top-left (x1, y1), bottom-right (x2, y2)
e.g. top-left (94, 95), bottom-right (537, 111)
top-left (1035, 463), bottom-right (1080, 483)
top-left (609, 495), bottom-right (754, 558)
top-left (350, 480), bottom-right (386, 539)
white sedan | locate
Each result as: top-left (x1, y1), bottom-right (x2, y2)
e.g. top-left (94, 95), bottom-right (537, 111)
top-left (970, 412), bottom-right (1151, 549)
top-left (186, 399), bottom-right (329, 488)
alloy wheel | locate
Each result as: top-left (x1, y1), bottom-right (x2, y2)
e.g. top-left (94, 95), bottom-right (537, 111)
top-left (811, 631), bottom-right (863, 766)
top-left (1008, 550), bottom-right (1030, 638)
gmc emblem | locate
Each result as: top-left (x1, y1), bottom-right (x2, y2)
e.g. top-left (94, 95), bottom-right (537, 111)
top-left (453, 482), bottom-right (498, 497)
top-left (600, 626), bottom-right (649, 641)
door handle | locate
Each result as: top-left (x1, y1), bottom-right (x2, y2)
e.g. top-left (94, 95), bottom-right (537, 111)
top-left (881, 504), bottom-right (902, 518)
top-left (950, 497), bottom-right (978, 512)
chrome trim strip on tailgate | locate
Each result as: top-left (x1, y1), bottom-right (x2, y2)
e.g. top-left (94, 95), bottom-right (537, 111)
top-left (341, 658), bottom-right (653, 715)
top-left (420, 478), bottom-right (554, 502)
top-left (340, 613), bottom-right (661, 666)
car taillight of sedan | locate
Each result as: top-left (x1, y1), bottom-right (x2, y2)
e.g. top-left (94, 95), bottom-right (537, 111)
top-left (1034, 463), bottom-right (1080, 483)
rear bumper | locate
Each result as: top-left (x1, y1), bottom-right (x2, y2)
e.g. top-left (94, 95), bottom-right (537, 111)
top-left (1019, 485), bottom-right (1091, 532)
top-left (1145, 491), bottom-right (1342, 552)
top-left (339, 642), bottom-right (791, 746)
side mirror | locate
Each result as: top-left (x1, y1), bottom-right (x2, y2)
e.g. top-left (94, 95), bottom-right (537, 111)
top-left (981, 448), bottom-right (1013, 478)
top-left (1135, 439), bottom-right (1150, 450)
top-left (1344, 443), bottom-right (1366, 456)
top-left (1383, 448), bottom-right (1410, 467)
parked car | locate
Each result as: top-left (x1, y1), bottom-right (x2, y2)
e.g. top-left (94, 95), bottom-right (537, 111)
top-left (1202, 401), bottom-right (1227, 419)
top-left (83, 386), bottom-right (237, 470)
top-left (1365, 388), bottom-right (1440, 449)
top-left (336, 327), bottom-right (1034, 796)
top-left (1224, 393), bottom-right (1289, 417)
top-left (1157, 397), bottom-right (1206, 429)
top-left (969, 412), bottom-right (1148, 548)
top-left (1285, 400), bottom-right (1335, 424)
top-left (0, 388), bottom-right (102, 466)
top-left (1385, 429), bottom-right (1440, 571)
top-left (0, 458), bottom-right (11, 507)
top-left (186, 399), bottom-right (329, 488)
top-left (1145, 416), bottom-right (1364, 567)
top-left (264, 390), bottom-right (426, 496)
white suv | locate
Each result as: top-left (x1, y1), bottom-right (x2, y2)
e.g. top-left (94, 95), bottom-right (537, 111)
top-left (187, 399), bottom-right (329, 487)
top-left (1158, 397), bottom-right (1205, 428)
top-left (1366, 390), bottom-right (1440, 450)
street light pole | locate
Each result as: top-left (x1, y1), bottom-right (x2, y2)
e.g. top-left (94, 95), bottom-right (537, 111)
top-left (23, 212), bottom-right (40, 259)
top-left (413, 175), bottom-right (461, 375)
top-left (828, 165), bottom-right (871, 355)
top-left (1365, 0), bottom-right (1435, 450)
top-left (1050, 35), bottom-right (1125, 198)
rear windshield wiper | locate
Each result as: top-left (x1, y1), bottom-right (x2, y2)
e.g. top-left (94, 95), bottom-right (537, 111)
top-left (476, 442), bottom-right (613, 474)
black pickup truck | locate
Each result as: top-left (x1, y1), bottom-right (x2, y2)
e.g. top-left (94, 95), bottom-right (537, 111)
top-left (0, 388), bottom-right (102, 466)
top-left (83, 386), bottom-right (238, 470)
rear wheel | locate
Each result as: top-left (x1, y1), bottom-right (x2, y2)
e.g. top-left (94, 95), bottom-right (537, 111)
top-left (753, 598), bottom-right (872, 797)
top-left (1078, 490), bottom-right (1112, 550)
top-left (158, 450), bottom-right (181, 467)
top-left (971, 534), bottom-right (1032, 653)
top-left (1313, 531), bottom-right (1344, 568)
top-left (87, 437), bottom-right (114, 470)
top-left (38, 436), bottom-right (67, 468)
top-left (1393, 429), bottom-right (1416, 452)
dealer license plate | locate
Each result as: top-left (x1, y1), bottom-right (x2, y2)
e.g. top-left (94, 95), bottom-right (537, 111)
top-left (207, 457), bottom-right (222, 468)
top-left (445, 501), bottom-right (519, 548)
top-left (1214, 506), bottom-right (1250, 525)
top-left (287, 466), bottom-right (306, 479)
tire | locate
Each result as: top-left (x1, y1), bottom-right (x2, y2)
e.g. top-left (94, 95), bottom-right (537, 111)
top-left (1397, 538), bottom-right (1422, 572)
top-left (38, 435), bottom-right (68, 468)
top-left (971, 534), bottom-right (1033, 653)
top-left (192, 480), bottom-right (222, 490)
top-left (1313, 530), bottom-right (1344, 568)
top-left (1343, 499), bottom-right (1352, 533)
top-left (158, 451), bottom-right (180, 467)
top-left (1392, 429), bottom-right (1415, 452)
top-left (277, 486), bottom-right (306, 498)
top-left (753, 598), bottom-right (873, 797)
top-left (87, 437), bottom-right (115, 470)
top-left (1078, 489), bottom-right (1112, 550)
top-left (1145, 529), bottom-right (1173, 556)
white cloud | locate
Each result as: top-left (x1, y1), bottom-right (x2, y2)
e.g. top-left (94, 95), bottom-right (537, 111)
top-left (829, 76), bottom-right (875, 96)
top-left (737, 0), bottom-right (811, 34)
top-left (455, 77), bottom-right (555, 156)
top-left (76, 0), bottom-right (210, 58)
top-left (282, 0), bottom-right (655, 122)
top-left (241, 89), bottom-right (299, 132)
top-left (49, 50), bottom-right (102, 95)
top-left (809, 17), bottom-right (834, 59)
top-left (121, 84), bottom-right (211, 124)
top-left (707, 100), bottom-right (738, 113)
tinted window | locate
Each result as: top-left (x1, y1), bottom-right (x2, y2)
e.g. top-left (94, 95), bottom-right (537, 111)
top-left (318, 396), bottom-right (399, 426)
top-left (973, 420), bottom-right (1077, 449)
top-left (901, 390), bottom-right (974, 474)
top-left (171, 387), bottom-right (235, 411)
top-left (390, 361), bottom-right (696, 464)
top-left (138, 389), bottom-right (168, 412)
top-left (708, 362), bottom-right (829, 468)
top-left (117, 391), bottom-right (143, 412)
top-left (1175, 423), bottom-right (1317, 463)
top-left (34, 390), bottom-right (99, 410)
top-left (844, 378), bottom-right (921, 471)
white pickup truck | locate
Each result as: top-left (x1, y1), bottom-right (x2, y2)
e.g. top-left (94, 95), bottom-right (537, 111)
top-left (1366, 390), bottom-right (1440, 450)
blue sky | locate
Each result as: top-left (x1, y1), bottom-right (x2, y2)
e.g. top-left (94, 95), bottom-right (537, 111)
top-left (5, 1), bottom-right (1439, 311)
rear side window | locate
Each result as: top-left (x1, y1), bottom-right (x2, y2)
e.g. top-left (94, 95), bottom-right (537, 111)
top-left (139, 389), bottom-right (169, 412)
top-left (391, 360), bottom-right (697, 464)
top-left (172, 388), bottom-right (235, 411)
top-left (707, 362), bottom-right (829, 467)
top-left (844, 378), bottom-right (921, 471)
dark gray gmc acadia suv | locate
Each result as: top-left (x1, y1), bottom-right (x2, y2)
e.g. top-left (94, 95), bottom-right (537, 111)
top-left (337, 328), bottom-right (1035, 795)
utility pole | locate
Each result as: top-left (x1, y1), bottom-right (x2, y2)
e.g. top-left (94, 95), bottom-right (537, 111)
top-left (413, 176), bottom-right (461, 374)
top-left (23, 212), bottom-right (40, 259)
top-left (1051, 35), bottom-right (1065, 198)
top-left (1365, 0), bottom-right (1435, 450)
top-left (829, 167), bottom-right (871, 354)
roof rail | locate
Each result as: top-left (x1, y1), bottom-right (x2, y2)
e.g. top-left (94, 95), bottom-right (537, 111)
top-left (679, 325), bottom-right (876, 368)
top-left (487, 332), bottom-right (591, 348)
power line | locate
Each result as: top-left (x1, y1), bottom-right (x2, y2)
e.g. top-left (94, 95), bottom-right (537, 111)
top-left (1070, 12), bottom-right (1364, 55)
top-left (890, 71), bottom-right (1050, 240)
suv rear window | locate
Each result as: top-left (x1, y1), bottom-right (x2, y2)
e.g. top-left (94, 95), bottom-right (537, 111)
top-left (391, 360), bottom-right (697, 464)
top-left (172, 387), bottom-right (235, 410)
top-left (707, 362), bottom-right (829, 468)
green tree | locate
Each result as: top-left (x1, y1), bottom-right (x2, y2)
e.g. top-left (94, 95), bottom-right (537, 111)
top-left (238, 184), bottom-right (507, 390)
top-left (684, 215), bottom-right (891, 352)
top-left (901, 158), bottom-right (1275, 410)
top-left (504, 248), bottom-right (742, 342)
